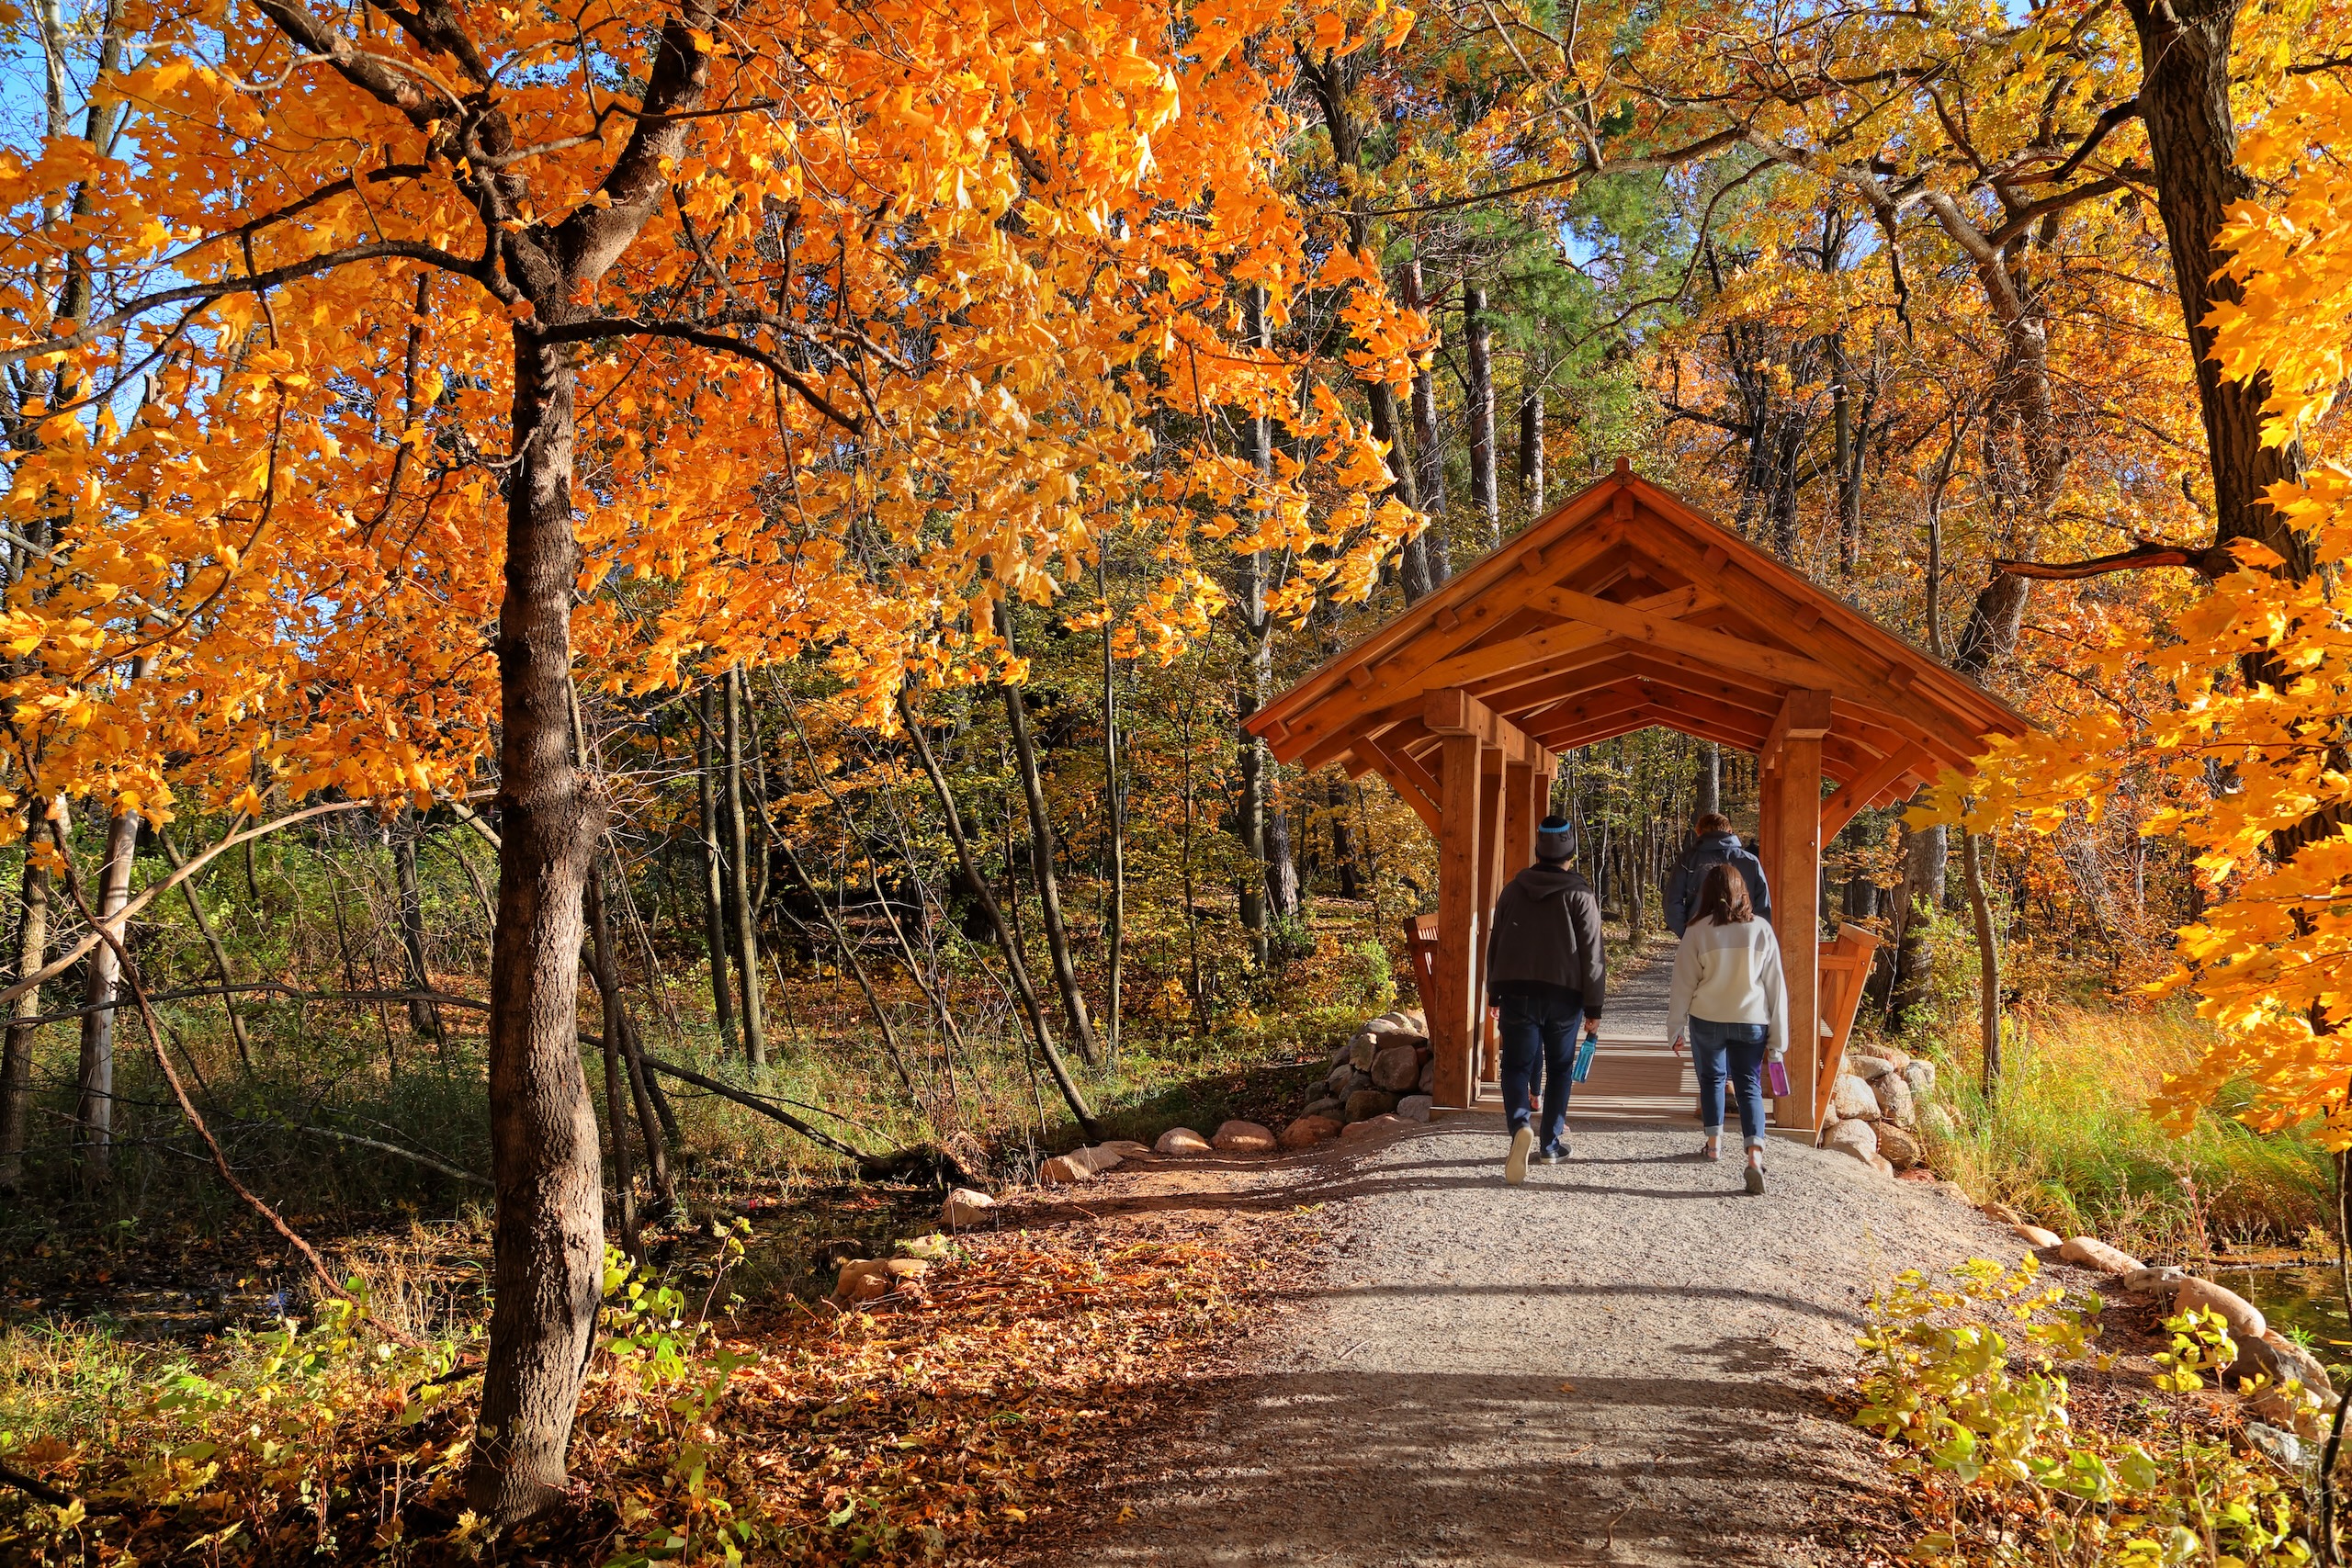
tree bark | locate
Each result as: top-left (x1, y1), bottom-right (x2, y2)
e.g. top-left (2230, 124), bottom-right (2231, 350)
top-left (1233, 286), bottom-right (1299, 966)
top-left (1465, 285), bottom-right (1498, 547)
top-left (1408, 258), bottom-right (1452, 536)
top-left (74, 800), bottom-right (140, 1188)
top-left (1297, 49), bottom-right (1440, 601)
top-left (1695, 743), bottom-right (1720, 818)
top-left (1962, 828), bottom-right (2002, 1090)
top-left (392, 813), bottom-right (444, 1048)
top-left (694, 692), bottom-right (738, 1055)
top-left (1100, 556), bottom-right (1125, 1060)
top-left (0, 826), bottom-right (53, 1192)
top-left (1518, 384), bottom-right (1545, 516)
top-left (2122, 0), bottom-right (2308, 576)
top-left (896, 690), bottom-right (1100, 1138)
top-left (721, 666), bottom-right (766, 1067)
top-left (994, 602), bottom-right (1102, 1066)
top-left (1329, 775), bottom-right (1363, 899)
top-left (468, 326), bottom-right (606, 1527)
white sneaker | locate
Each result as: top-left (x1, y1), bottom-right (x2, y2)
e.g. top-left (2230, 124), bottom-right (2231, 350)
top-left (1505, 1126), bottom-right (1533, 1185)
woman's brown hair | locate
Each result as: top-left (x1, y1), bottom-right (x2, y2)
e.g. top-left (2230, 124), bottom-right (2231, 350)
top-left (1694, 862), bottom-right (1754, 925)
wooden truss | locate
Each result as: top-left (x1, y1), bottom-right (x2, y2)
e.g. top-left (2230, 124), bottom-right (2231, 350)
top-left (1246, 461), bottom-right (2032, 1132)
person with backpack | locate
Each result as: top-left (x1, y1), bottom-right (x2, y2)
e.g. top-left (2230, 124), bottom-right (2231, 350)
top-left (1661, 810), bottom-right (1770, 937)
top-left (1666, 862), bottom-right (1789, 1195)
top-left (1485, 814), bottom-right (1607, 1183)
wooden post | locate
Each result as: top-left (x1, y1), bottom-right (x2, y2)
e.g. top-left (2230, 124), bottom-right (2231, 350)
top-left (1433, 732), bottom-right (1485, 1109)
top-left (1476, 758), bottom-right (1505, 1083)
top-left (1765, 691), bottom-right (1831, 1130)
top-left (1501, 757), bottom-right (1537, 884)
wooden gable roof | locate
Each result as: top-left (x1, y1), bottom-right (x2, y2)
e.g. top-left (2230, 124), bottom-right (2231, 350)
top-left (1246, 462), bottom-right (2030, 823)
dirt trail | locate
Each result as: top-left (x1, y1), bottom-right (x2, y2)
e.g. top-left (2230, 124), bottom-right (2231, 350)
top-left (1051, 965), bottom-right (2024, 1566)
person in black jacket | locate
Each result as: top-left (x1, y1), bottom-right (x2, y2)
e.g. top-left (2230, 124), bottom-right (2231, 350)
top-left (1485, 814), bottom-right (1606, 1182)
top-left (1662, 812), bottom-right (1771, 937)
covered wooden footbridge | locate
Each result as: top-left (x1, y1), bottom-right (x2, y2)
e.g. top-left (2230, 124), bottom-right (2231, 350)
top-left (1244, 461), bottom-right (2031, 1133)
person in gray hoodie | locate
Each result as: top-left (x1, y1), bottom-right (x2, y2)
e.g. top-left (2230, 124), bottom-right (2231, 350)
top-left (1662, 811), bottom-right (1771, 937)
top-left (1484, 815), bottom-right (1606, 1182)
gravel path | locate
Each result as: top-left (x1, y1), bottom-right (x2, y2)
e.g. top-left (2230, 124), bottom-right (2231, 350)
top-left (1065, 964), bottom-right (2026, 1566)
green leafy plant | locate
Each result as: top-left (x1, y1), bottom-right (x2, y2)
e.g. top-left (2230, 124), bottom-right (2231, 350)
top-left (1855, 1258), bottom-right (2311, 1566)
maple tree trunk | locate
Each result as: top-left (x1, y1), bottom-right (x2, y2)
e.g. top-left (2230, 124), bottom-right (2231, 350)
top-left (157, 830), bottom-right (254, 1076)
top-left (2123, 0), bottom-right (2308, 576)
top-left (467, 331), bottom-right (605, 1529)
top-left (721, 667), bottom-right (767, 1068)
top-left (0, 842), bottom-right (51, 1192)
top-left (1518, 388), bottom-right (1544, 515)
top-left (74, 800), bottom-right (140, 1189)
top-left (995, 604), bottom-right (1102, 1066)
top-left (896, 691), bottom-right (1099, 1138)
top-left (393, 815), bottom-right (443, 1047)
top-left (694, 694), bottom-right (739, 1055)
top-left (1695, 743), bottom-right (1720, 817)
top-left (1465, 286), bottom-right (1498, 547)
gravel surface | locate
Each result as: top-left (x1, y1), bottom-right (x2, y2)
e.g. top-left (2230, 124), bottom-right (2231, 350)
top-left (1067, 964), bottom-right (2026, 1566)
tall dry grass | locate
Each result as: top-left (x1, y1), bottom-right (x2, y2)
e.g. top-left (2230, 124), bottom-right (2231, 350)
top-left (1919, 1002), bottom-right (2328, 1258)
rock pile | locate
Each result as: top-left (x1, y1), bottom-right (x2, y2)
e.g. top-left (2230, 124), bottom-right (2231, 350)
top-left (2004, 1215), bottom-right (2338, 1458)
top-left (1286, 1009), bottom-right (1436, 1144)
top-left (1820, 1046), bottom-right (1945, 1179)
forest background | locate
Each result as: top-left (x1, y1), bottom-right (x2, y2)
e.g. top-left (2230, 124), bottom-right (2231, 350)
top-left (4, 0), bottom-right (2352, 1550)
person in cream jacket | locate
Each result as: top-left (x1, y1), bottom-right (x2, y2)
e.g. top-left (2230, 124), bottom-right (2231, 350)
top-left (1665, 861), bottom-right (1789, 1194)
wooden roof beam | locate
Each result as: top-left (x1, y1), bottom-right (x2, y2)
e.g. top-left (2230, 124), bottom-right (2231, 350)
top-left (1820, 744), bottom-right (1929, 840)
top-left (1423, 687), bottom-right (1546, 767)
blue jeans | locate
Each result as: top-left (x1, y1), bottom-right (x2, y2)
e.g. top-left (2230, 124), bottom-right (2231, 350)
top-left (1690, 1018), bottom-right (1770, 1148)
top-left (1496, 991), bottom-right (1584, 1154)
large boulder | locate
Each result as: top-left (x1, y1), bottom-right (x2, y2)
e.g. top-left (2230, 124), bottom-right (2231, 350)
top-left (1345, 1088), bottom-right (1399, 1122)
top-left (1280, 1115), bottom-right (1342, 1148)
top-left (1155, 1126), bottom-right (1212, 1156)
top-left (1341, 1112), bottom-right (1407, 1141)
top-left (1868, 1153), bottom-right (1897, 1179)
top-left (2231, 1332), bottom-right (2286, 1391)
top-left (942, 1188), bottom-right (997, 1227)
top-left (1873, 1044), bottom-right (1915, 1070)
top-left (1372, 1045), bottom-right (1421, 1091)
top-left (1417, 1058), bottom-right (1436, 1095)
top-left (1348, 1032), bottom-right (1383, 1070)
top-left (2122, 1266), bottom-right (2189, 1295)
top-left (1830, 1074), bottom-right (1879, 1122)
top-left (1824, 1118), bottom-right (1879, 1165)
top-left (1302, 1097), bottom-right (1344, 1122)
top-left (1395, 1094), bottom-right (1434, 1123)
top-left (833, 1257), bottom-right (929, 1306)
top-left (1039, 1154), bottom-right (1096, 1186)
top-left (1902, 1059), bottom-right (1938, 1098)
top-left (1212, 1120), bottom-right (1277, 1154)
top-left (1327, 1062), bottom-right (1360, 1096)
top-left (1097, 1139), bottom-right (1153, 1160)
top-left (2174, 1277), bottom-right (2266, 1338)
top-left (1871, 1074), bottom-right (1918, 1129)
top-left (2266, 1331), bottom-right (2336, 1397)
top-left (1873, 1121), bottom-right (1923, 1169)
top-left (1918, 1103), bottom-right (1958, 1141)
top-left (1073, 1144), bottom-right (1125, 1174)
top-left (2058, 1235), bottom-right (2143, 1275)
top-left (1847, 1054), bottom-right (1897, 1082)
